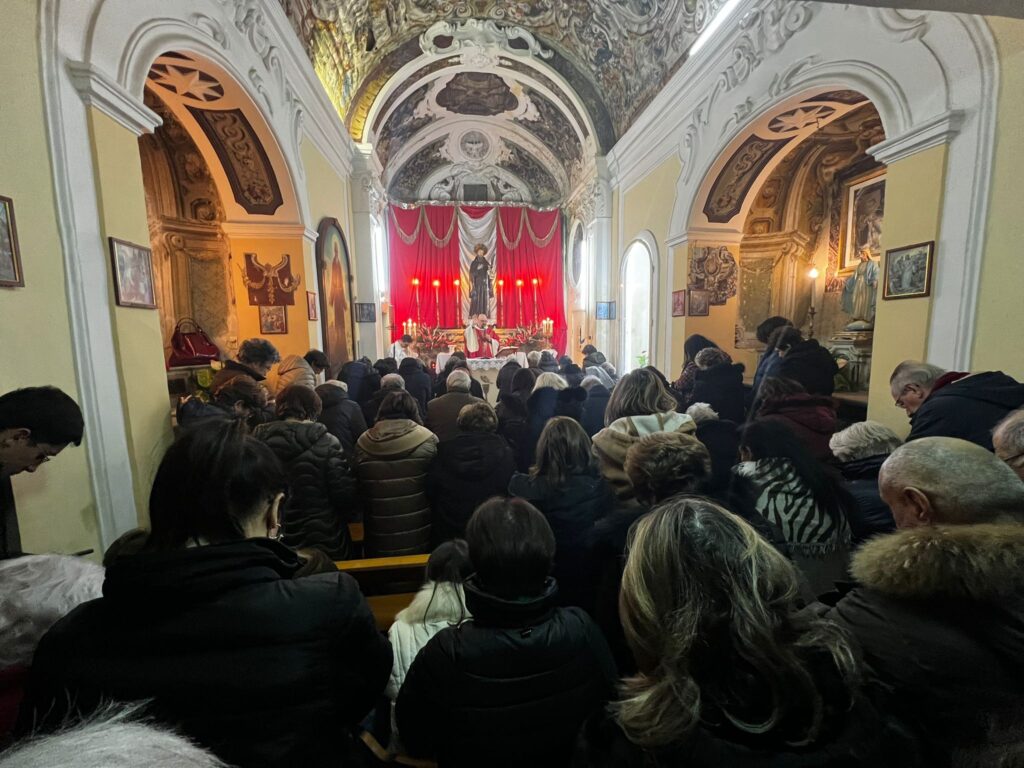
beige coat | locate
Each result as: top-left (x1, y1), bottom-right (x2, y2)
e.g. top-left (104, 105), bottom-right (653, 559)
top-left (592, 411), bottom-right (696, 499)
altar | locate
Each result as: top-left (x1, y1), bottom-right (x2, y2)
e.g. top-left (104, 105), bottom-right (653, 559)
top-left (436, 352), bottom-right (527, 404)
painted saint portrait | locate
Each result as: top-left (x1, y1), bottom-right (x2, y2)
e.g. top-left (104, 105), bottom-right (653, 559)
top-left (883, 242), bottom-right (934, 300)
top-left (317, 218), bottom-right (355, 374)
top-left (843, 173), bottom-right (886, 271)
top-left (109, 237), bottom-right (156, 309)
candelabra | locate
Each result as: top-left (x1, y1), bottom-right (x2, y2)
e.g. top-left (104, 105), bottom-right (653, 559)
top-left (808, 267), bottom-right (819, 339)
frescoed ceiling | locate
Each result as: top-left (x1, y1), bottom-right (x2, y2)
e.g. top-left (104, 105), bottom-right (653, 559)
top-left (277, 0), bottom-right (729, 205)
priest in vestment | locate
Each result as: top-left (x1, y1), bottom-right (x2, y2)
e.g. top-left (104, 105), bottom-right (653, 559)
top-left (465, 314), bottom-right (499, 359)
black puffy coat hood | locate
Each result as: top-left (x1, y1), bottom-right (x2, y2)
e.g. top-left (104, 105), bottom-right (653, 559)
top-left (838, 454), bottom-right (887, 481)
top-left (21, 540), bottom-right (392, 768)
top-left (254, 420), bottom-right (355, 559)
top-left (316, 383), bottom-right (367, 456)
top-left (929, 370), bottom-right (1024, 410)
top-left (908, 371), bottom-right (1024, 449)
top-left (395, 575), bottom-right (617, 768)
top-left (778, 339), bottom-right (838, 396)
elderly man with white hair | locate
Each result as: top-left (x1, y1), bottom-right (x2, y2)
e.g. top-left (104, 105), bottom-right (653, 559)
top-left (425, 368), bottom-right (484, 443)
top-left (890, 360), bottom-right (1024, 449)
top-left (829, 420), bottom-right (902, 543)
top-left (829, 437), bottom-right (1024, 765)
top-left (993, 408), bottom-right (1024, 481)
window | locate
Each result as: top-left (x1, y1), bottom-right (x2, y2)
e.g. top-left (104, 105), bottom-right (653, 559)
top-left (621, 240), bottom-right (653, 372)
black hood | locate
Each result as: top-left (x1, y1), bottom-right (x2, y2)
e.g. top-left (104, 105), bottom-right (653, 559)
top-left (315, 384), bottom-right (349, 408)
top-left (464, 575), bottom-right (558, 628)
top-left (398, 357), bottom-right (424, 375)
top-left (436, 432), bottom-right (512, 477)
top-left (254, 420), bottom-right (330, 460)
top-left (929, 371), bottom-right (1024, 410)
top-left (104, 539), bottom-right (302, 605)
top-left (838, 453), bottom-right (887, 480)
top-left (695, 361), bottom-right (746, 382)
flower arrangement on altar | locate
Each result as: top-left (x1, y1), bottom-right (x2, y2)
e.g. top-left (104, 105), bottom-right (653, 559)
top-left (500, 325), bottom-right (549, 353)
top-left (413, 325), bottom-right (455, 353)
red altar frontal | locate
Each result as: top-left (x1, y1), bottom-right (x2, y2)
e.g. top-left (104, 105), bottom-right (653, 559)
top-left (387, 204), bottom-right (566, 360)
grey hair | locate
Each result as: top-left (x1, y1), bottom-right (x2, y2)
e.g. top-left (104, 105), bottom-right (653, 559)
top-left (889, 360), bottom-right (946, 392)
top-left (829, 420), bottom-right (903, 463)
top-left (685, 402), bottom-right (719, 425)
top-left (532, 372), bottom-right (568, 393)
top-left (238, 338), bottom-right (280, 366)
top-left (0, 703), bottom-right (228, 767)
top-left (447, 369), bottom-right (472, 392)
top-left (322, 379), bottom-right (348, 393)
top-left (585, 366), bottom-right (615, 389)
top-left (993, 409), bottom-right (1024, 476)
top-left (381, 373), bottom-right (405, 390)
top-left (0, 555), bottom-right (104, 668)
top-left (881, 437), bottom-right (1024, 523)
top-left (526, 350), bottom-right (542, 368)
top-left (580, 375), bottom-right (602, 391)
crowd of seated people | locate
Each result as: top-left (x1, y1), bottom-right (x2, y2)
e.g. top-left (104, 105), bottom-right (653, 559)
top-left (3, 330), bottom-right (1024, 767)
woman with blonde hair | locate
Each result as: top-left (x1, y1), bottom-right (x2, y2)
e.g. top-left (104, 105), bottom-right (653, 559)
top-left (592, 369), bottom-right (695, 498)
top-left (575, 497), bottom-right (920, 767)
top-left (509, 417), bottom-right (612, 609)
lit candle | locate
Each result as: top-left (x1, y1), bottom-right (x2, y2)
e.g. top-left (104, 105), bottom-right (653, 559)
top-left (497, 279), bottom-right (504, 327)
top-left (453, 278), bottom-right (460, 326)
top-left (412, 278), bottom-right (422, 325)
top-left (808, 267), bottom-right (820, 310)
top-left (531, 278), bottom-right (539, 327)
top-left (515, 279), bottom-right (524, 327)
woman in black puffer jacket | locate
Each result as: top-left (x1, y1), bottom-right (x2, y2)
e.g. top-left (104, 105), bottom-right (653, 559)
top-left (255, 385), bottom-right (356, 560)
top-left (316, 380), bottom-right (366, 457)
top-left (396, 498), bottom-right (617, 768)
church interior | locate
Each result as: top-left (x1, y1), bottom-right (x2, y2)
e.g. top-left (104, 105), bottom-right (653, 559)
top-left (3, 0), bottom-right (1024, 763)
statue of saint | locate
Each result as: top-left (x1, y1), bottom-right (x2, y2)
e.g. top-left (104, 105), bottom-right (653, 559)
top-left (841, 248), bottom-right (880, 329)
top-left (468, 243), bottom-right (493, 318)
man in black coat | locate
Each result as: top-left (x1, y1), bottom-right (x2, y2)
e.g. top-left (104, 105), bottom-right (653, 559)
top-left (427, 402), bottom-right (515, 543)
top-left (340, 357), bottom-right (379, 405)
top-left (890, 360), bottom-right (1024, 450)
top-left (396, 498), bottom-right (617, 767)
top-left (399, 356), bottom-right (433, 421)
top-left (316, 381), bottom-right (367, 458)
top-left (828, 437), bottom-right (1024, 766)
top-left (20, 539), bottom-right (392, 767)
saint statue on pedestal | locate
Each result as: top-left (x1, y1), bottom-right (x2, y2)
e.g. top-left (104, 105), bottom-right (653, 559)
top-left (841, 248), bottom-right (880, 330)
top-left (468, 243), bottom-right (493, 318)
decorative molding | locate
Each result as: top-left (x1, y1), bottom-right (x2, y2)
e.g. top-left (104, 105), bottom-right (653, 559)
top-left (868, 109), bottom-right (964, 165)
top-left (869, 7), bottom-right (930, 42)
top-left (420, 19), bottom-right (554, 63)
top-left (221, 221), bottom-right (318, 242)
top-left (66, 61), bottom-right (162, 135)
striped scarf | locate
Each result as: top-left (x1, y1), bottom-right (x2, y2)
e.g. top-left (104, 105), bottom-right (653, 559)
top-left (735, 459), bottom-right (850, 556)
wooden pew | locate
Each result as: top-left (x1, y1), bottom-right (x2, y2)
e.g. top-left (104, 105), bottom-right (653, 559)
top-left (336, 553), bottom-right (428, 630)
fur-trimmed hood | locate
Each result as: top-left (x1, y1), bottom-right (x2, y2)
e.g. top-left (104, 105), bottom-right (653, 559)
top-left (851, 522), bottom-right (1024, 600)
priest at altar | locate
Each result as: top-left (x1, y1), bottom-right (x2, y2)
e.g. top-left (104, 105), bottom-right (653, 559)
top-left (465, 314), bottom-right (499, 359)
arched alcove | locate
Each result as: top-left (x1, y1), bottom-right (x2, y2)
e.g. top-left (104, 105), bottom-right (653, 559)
top-left (621, 238), bottom-right (655, 372)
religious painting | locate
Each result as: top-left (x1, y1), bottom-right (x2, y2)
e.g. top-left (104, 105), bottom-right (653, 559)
top-left (243, 253), bottom-right (301, 306)
top-left (883, 242), bottom-right (934, 300)
top-left (306, 291), bottom-right (318, 321)
top-left (108, 237), bottom-right (156, 309)
top-left (259, 305), bottom-right (288, 334)
top-left (842, 171), bottom-right (886, 272)
top-left (0, 196), bottom-right (23, 288)
top-left (596, 301), bottom-right (616, 320)
top-left (316, 218), bottom-right (356, 373)
top-left (355, 302), bottom-right (376, 323)
top-left (688, 289), bottom-right (711, 317)
top-left (672, 290), bottom-right (687, 317)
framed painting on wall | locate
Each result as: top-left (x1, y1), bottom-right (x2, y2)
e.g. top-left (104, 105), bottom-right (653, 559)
top-left (259, 305), bottom-right (288, 334)
top-left (355, 302), bottom-right (376, 323)
top-left (883, 241), bottom-right (934, 300)
top-left (108, 237), bottom-right (157, 309)
top-left (306, 291), bottom-right (318, 321)
top-left (596, 301), bottom-right (616, 320)
top-left (316, 218), bottom-right (356, 374)
top-left (0, 195), bottom-right (24, 288)
top-left (688, 289), bottom-right (711, 317)
top-left (842, 170), bottom-right (886, 272)
top-left (671, 290), bottom-right (687, 317)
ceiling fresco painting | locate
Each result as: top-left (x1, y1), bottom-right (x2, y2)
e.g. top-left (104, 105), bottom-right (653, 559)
top-left (278, 0), bottom-right (729, 205)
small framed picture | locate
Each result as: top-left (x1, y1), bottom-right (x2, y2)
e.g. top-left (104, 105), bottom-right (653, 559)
top-left (883, 241), bottom-right (935, 300)
top-left (688, 289), bottom-right (711, 317)
top-left (0, 196), bottom-right (24, 288)
top-left (596, 301), bottom-right (616, 320)
top-left (108, 237), bottom-right (156, 308)
top-left (306, 291), bottom-right (318, 321)
top-left (259, 305), bottom-right (288, 334)
top-left (672, 290), bottom-right (687, 317)
top-left (355, 302), bottom-right (376, 323)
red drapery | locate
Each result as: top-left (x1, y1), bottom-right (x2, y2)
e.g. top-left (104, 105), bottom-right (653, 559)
top-left (387, 205), bottom-right (566, 355)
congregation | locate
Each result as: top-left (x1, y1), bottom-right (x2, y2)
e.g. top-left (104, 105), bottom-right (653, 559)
top-left (2, 319), bottom-right (1024, 768)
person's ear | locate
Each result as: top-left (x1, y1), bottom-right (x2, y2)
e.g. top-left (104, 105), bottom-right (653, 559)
top-left (0, 428), bottom-right (31, 447)
top-left (266, 492), bottom-right (284, 536)
top-left (903, 486), bottom-right (934, 525)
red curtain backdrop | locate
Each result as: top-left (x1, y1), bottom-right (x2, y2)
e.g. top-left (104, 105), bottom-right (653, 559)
top-left (387, 205), bottom-right (566, 355)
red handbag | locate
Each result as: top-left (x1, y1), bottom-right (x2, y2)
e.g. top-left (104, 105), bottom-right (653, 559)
top-left (168, 318), bottom-right (220, 368)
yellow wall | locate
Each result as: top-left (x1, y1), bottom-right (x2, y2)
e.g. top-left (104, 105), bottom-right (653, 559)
top-left (618, 155), bottom-right (681, 373)
top-left (972, 17), bottom-right (1024, 378)
top-left (865, 144), bottom-right (947, 434)
top-left (0, 1), bottom-right (101, 555)
top-left (88, 108), bottom-right (175, 518)
top-left (675, 242), bottom-right (746, 378)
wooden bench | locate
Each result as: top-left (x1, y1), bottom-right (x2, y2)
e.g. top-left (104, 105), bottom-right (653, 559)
top-left (336, 553), bottom-right (428, 630)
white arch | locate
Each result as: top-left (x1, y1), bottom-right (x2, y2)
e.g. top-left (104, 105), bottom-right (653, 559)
top-left (38, 0), bottom-right (354, 545)
top-left (619, 231), bottom-right (660, 372)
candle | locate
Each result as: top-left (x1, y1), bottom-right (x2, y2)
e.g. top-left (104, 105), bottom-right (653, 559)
top-left (432, 279), bottom-right (441, 326)
top-left (531, 278), bottom-right (539, 327)
top-left (497, 279), bottom-right (504, 327)
top-left (515, 279), bottom-right (524, 327)
top-left (808, 267), bottom-right (820, 310)
top-left (412, 278), bottom-right (422, 325)
top-left (453, 278), bottom-right (460, 326)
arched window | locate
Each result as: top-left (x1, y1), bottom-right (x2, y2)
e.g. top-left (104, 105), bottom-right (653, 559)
top-left (621, 240), bottom-right (654, 372)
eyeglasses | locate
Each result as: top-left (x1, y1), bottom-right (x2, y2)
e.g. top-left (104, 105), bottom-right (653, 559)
top-left (893, 384), bottom-right (915, 407)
